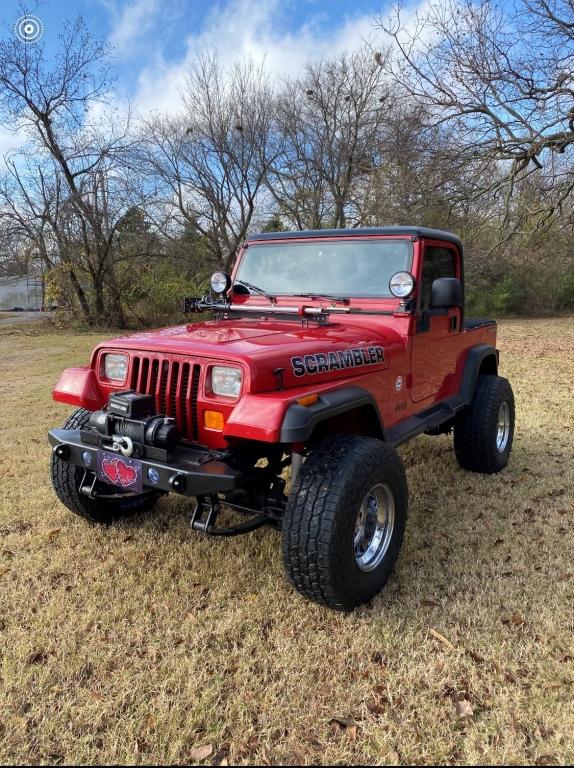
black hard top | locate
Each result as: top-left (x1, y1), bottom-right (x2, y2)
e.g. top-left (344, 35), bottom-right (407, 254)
top-left (247, 226), bottom-right (463, 251)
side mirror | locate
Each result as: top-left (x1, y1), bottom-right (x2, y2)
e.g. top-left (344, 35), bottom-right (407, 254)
top-left (430, 277), bottom-right (463, 310)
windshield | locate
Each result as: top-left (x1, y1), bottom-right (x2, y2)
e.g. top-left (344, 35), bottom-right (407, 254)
top-left (235, 239), bottom-right (412, 297)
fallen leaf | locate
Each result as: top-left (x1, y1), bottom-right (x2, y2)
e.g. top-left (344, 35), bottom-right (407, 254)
top-left (421, 599), bottom-right (440, 607)
top-left (212, 749), bottom-right (229, 766)
top-left (27, 651), bottom-right (49, 665)
top-left (535, 756), bottom-right (558, 766)
top-left (455, 699), bottom-right (473, 718)
top-left (516, 666), bottom-right (529, 678)
top-left (511, 612), bottom-right (525, 626)
top-left (346, 724), bottom-right (358, 741)
top-left (0, 568), bottom-right (11, 578)
top-left (329, 717), bottom-right (359, 739)
top-left (189, 744), bottom-right (213, 762)
top-left (365, 699), bottom-right (386, 716)
top-left (430, 628), bottom-right (456, 650)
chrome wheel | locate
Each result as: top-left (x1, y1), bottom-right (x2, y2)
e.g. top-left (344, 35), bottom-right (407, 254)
top-left (496, 401), bottom-right (511, 453)
top-left (354, 483), bottom-right (395, 572)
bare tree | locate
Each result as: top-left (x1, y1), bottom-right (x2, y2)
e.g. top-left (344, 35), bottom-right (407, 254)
top-left (377, 0), bottom-right (574, 228)
top-left (140, 55), bottom-right (280, 272)
top-left (0, 15), bottom-right (141, 326)
top-left (269, 47), bottom-right (391, 229)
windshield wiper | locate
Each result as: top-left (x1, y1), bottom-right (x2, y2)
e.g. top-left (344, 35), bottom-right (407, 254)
top-left (234, 280), bottom-right (276, 304)
top-left (295, 292), bottom-right (349, 304)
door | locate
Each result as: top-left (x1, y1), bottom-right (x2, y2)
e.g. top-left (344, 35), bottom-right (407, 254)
top-left (410, 245), bottom-right (461, 403)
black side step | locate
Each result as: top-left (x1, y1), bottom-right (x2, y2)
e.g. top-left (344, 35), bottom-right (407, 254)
top-left (385, 396), bottom-right (465, 446)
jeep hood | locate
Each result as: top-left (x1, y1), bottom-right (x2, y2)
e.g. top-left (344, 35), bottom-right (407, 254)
top-left (97, 318), bottom-right (402, 390)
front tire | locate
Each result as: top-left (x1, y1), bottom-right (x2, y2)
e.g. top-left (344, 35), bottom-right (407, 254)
top-left (454, 374), bottom-right (515, 473)
top-left (50, 408), bottom-right (160, 524)
top-left (282, 435), bottom-right (408, 611)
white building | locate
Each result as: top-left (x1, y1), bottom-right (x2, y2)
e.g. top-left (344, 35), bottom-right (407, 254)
top-left (0, 274), bottom-right (44, 311)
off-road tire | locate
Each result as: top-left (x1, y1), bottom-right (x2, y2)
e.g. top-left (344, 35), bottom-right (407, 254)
top-left (454, 374), bottom-right (515, 474)
top-left (50, 408), bottom-right (159, 524)
top-left (282, 435), bottom-right (408, 611)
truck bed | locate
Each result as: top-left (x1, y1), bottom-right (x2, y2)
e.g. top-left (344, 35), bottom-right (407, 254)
top-left (464, 317), bottom-right (496, 330)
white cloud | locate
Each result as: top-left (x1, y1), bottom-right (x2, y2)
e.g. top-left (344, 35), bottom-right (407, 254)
top-left (0, 126), bottom-right (28, 168)
top-left (0, 128), bottom-right (21, 156)
top-left (129, 0), bottom-right (380, 116)
top-left (106, 0), bottom-right (159, 54)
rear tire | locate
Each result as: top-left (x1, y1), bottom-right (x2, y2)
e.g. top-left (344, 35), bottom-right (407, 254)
top-left (454, 374), bottom-right (515, 473)
top-left (282, 435), bottom-right (408, 611)
top-left (50, 408), bottom-right (159, 524)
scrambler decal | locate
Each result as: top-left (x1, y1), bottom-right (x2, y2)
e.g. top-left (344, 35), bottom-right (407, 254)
top-left (291, 346), bottom-right (385, 377)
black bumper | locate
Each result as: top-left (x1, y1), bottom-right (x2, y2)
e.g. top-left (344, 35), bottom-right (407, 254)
top-left (48, 428), bottom-right (241, 497)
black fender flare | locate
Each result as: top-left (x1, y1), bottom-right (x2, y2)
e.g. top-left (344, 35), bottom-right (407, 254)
top-left (279, 386), bottom-right (385, 443)
top-left (460, 344), bottom-right (499, 404)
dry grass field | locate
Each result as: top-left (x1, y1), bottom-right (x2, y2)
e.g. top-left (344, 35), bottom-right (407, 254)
top-left (0, 319), bottom-right (573, 765)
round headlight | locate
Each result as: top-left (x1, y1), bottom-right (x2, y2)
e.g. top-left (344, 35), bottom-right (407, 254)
top-left (389, 271), bottom-right (415, 299)
top-left (210, 271), bottom-right (231, 295)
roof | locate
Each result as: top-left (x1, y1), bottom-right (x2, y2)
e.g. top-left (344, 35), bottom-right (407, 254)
top-left (247, 226), bottom-right (463, 251)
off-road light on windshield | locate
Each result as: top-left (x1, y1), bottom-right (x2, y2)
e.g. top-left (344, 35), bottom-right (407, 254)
top-left (210, 366), bottom-right (242, 398)
top-left (210, 271), bottom-right (231, 295)
top-left (103, 353), bottom-right (128, 382)
top-left (389, 271), bottom-right (415, 299)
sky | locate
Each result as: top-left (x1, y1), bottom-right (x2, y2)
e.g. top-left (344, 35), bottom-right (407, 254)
top-left (2, 0), bottom-right (390, 119)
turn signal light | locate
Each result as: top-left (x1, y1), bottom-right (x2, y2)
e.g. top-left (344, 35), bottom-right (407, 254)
top-left (296, 393), bottom-right (319, 407)
top-left (204, 410), bottom-right (225, 431)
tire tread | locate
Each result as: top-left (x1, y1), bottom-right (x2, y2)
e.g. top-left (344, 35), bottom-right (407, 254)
top-left (50, 408), bottom-right (158, 524)
top-left (454, 375), bottom-right (514, 473)
top-left (282, 435), bottom-right (407, 610)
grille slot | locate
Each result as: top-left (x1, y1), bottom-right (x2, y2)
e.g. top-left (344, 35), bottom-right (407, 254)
top-left (159, 361), bottom-right (169, 415)
top-left (180, 362), bottom-right (191, 440)
top-left (191, 364), bottom-right (201, 440)
top-left (129, 355), bottom-right (202, 442)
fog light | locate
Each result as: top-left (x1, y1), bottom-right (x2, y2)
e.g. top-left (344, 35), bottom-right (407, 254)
top-left (81, 450), bottom-right (92, 466)
top-left (204, 410), bottom-right (225, 431)
top-left (147, 467), bottom-right (160, 485)
top-left (170, 474), bottom-right (186, 492)
top-left (389, 271), bottom-right (415, 299)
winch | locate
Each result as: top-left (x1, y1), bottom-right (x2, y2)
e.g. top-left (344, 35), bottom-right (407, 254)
top-left (86, 391), bottom-right (180, 458)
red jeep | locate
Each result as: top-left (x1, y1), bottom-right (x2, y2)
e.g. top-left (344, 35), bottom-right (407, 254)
top-left (49, 227), bottom-right (515, 610)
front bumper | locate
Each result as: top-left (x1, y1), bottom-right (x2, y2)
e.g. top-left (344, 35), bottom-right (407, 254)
top-left (48, 428), bottom-right (240, 497)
